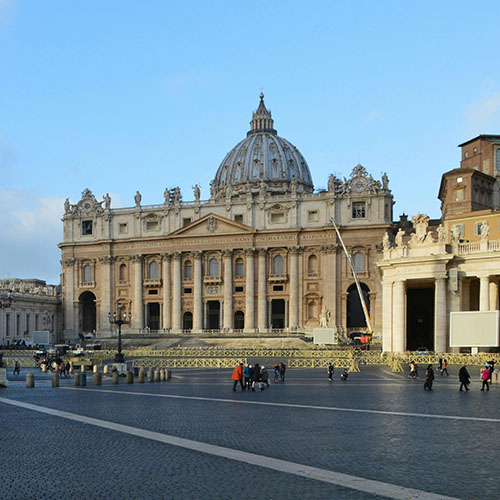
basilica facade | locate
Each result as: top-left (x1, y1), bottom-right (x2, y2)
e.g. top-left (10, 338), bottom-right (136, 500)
top-left (59, 95), bottom-right (394, 341)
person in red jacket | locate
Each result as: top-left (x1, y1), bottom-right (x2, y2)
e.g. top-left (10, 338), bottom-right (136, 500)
top-left (231, 363), bottom-right (244, 391)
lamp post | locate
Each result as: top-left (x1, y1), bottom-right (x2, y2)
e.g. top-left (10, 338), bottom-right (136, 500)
top-left (108, 304), bottom-right (131, 363)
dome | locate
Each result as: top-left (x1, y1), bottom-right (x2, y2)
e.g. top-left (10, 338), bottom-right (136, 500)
top-left (211, 94), bottom-right (314, 200)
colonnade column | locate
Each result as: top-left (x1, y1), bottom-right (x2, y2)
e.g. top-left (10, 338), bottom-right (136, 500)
top-left (63, 258), bottom-right (76, 339)
top-left (98, 256), bottom-right (113, 334)
top-left (193, 251), bottom-right (203, 331)
top-left (132, 255), bottom-right (143, 330)
top-left (393, 280), bottom-right (406, 352)
top-left (257, 249), bottom-right (267, 331)
top-left (245, 248), bottom-right (255, 331)
top-left (479, 275), bottom-right (490, 311)
top-left (382, 280), bottom-right (393, 352)
top-left (322, 245), bottom-right (337, 327)
top-left (172, 252), bottom-right (182, 331)
top-left (489, 279), bottom-right (499, 310)
top-left (435, 277), bottom-right (447, 353)
top-left (223, 250), bottom-right (233, 330)
top-left (288, 247), bottom-right (299, 329)
top-left (162, 253), bottom-right (171, 330)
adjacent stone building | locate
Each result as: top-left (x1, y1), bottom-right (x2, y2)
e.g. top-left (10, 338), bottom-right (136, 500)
top-left (59, 94), bottom-right (394, 341)
top-left (0, 279), bottom-right (61, 346)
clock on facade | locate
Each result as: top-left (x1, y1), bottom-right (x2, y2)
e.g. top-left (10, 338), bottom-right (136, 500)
top-left (352, 176), bottom-right (367, 192)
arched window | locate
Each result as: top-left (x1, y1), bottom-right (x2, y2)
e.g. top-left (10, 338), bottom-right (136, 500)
top-left (209, 257), bottom-right (219, 277)
top-left (308, 255), bottom-right (318, 275)
top-left (119, 263), bottom-right (127, 282)
top-left (149, 261), bottom-right (159, 280)
top-left (184, 261), bottom-right (192, 279)
top-left (353, 253), bottom-right (364, 273)
top-left (82, 265), bottom-right (92, 283)
top-left (273, 255), bottom-right (284, 275)
top-left (235, 258), bottom-right (244, 277)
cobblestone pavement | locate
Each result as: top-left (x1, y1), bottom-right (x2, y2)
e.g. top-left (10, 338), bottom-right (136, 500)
top-left (1, 365), bottom-right (499, 500)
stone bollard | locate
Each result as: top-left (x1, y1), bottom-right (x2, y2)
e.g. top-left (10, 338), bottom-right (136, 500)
top-left (126, 371), bottom-right (134, 384)
top-left (112, 371), bottom-right (119, 385)
top-left (165, 369), bottom-right (171, 381)
top-left (93, 365), bottom-right (99, 373)
top-left (51, 372), bottom-right (59, 388)
top-left (73, 372), bottom-right (80, 387)
top-left (79, 373), bottom-right (87, 386)
top-left (69, 363), bottom-right (73, 374)
top-left (147, 368), bottom-right (154, 383)
top-left (81, 365), bottom-right (85, 373)
top-left (94, 372), bottom-right (102, 386)
top-left (41, 364), bottom-right (47, 373)
top-left (103, 365), bottom-right (109, 375)
top-left (138, 368), bottom-right (145, 383)
top-left (26, 372), bottom-right (35, 388)
top-left (154, 368), bottom-right (161, 382)
top-left (160, 368), bottom-right (165, 382)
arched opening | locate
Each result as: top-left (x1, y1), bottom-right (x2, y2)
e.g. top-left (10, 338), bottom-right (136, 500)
top-left (79, 291), bottom-right (96, 335)
top-left (119, 263), bottom-right (127, 282)
top-left (183, 312), bottom-right (193, 330)
top-left (347, 283), bottom-right (370, 328)
top-left (234, 310), bottom-right (244, 329)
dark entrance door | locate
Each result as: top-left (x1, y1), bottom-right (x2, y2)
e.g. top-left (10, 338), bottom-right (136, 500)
top-left (234, 310), bottom-right (244, 329)
top-left (407, 288), bottom-right (434, 351)
top-left (79, 291), bottom-right (96, 335)
top-left (183, 312), bottom-right (193, 330)
top-left (271, 299), bottom-right (286, 328)
top-left (147, 303), bottom-right (160, 330)
top-left (207, 301), bottom-right (220, 330)
top-left (347, 283), bottom-right (370, 328)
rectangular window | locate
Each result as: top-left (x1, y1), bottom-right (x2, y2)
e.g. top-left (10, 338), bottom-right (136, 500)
top-left (273, 285), bottom-right (284, 291)
top-left (234, 214), bottom-right (243, 224)
top-left (148, 289), bottom-right (159, 295)
top-left (184, 288), bottom-right (192, 294)
top-left (454, 224), bottom-right (465, 237)
top-left (352, 202), bottom-right (366, 219)
top-left (118, 223), bottom-right (128, 234)
top-left (235, 286), bottom-right (244, 293)
top-left (145, 220), bottom-right (159, 231)
top-left (271, 212), bottom-right (285, 223)
top-left (182, 217), bottom-right (192, 227)
top-left (475, 222), bottom-right (487, 236)
top-left (82, 220), bottom-right (93, 235)
top-left (307, 210), bottom-right (319, 222)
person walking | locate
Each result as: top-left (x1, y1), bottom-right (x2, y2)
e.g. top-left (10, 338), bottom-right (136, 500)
top-left (424, 364), bottom-right (434, 391)
top-left (13, 360), bottom-right (20, 375)
top-left (273, 363), bottom-right (280, 383)
top-left (441, 359), bottom-right (449, 376)
top-left (251, 362), bottom-right (261, 391)
top-left (231, 362), bottom-right (244, 391)
top-left (260, 366), bottom-right (270, 389)
top-left (65, 361), bottom-right (71, 378)
top-left (243, 364), bottom-right (251, 389)
top-left (458, 365), bottom-right (470, 392)
top-left (437, 357), bottom-right (443, 374)
top-left (328, 363), bottom-right (334, 382)
top-left (481, 365), bottom-right (490, 391)
top-left (340, 368), bottom-right (349, 381)
top-left (279, 362), bottom-right (286, 382)
top-left (408, 361), bottom-right (417, 379)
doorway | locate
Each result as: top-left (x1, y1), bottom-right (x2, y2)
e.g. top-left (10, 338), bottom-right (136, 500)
top-left (183, 312), bottom-right (193, 331)
top-left (146, 303), bottom-right (160, 330)
top-left (271, 299), bottom-right (286, 328)
top-left (234, 310), bottom-right (244, 329)
top-left (207, 301), bottom-right (220, 330)
top-left (79, 291), bottom-right (96, 335)
top-left (347, 283), bottom-right (370, 328)
top-left (406, 287), bottom-right (434, 351)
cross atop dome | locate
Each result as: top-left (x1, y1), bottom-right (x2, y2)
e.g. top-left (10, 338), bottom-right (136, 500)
top-left (249, 93), bottom-right (277, 136)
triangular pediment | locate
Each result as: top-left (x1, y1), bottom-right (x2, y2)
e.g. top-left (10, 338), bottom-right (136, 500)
top-left (169, 213), bottom-right (255, 238)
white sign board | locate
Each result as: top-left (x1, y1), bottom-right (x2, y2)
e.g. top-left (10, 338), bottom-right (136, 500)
top-left (313, 328), bottom-right (337, 345)
top-left (450, 311), bottom-right (499, 347)
top-left (33, 330), bottom-right (51, 346)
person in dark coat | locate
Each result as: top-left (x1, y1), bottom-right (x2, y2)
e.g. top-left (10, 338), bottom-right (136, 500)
top-left (279, 362), bottom-right (286, 382)
top-left (424, 364), bottom-right (434, 391)
top-left (458, 365), bottom-right (470, 392)
top-left (328, 363), bottom-right (334, 382)
top-left (251, 362), bottom-right (260, 391)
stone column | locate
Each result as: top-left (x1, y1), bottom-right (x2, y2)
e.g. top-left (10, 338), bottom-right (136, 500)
top-left (382, 280), bottom-right (393, 352)
top-left (223, 250), bottom-right (233, 330)
top-left (461, 279), bottom-right (470, 311)
top-left (132, 255), bottom-right (143, 330)
top-left (479, 275), bottom-right (490, 311)
top-left (172, 252), bottom-right (182, 331)
top-left (257, 249), bottom-right (267, 331)
top-left (288, 246), bottom-right (299, 329)
top-left (489, 280), bottom-right (499, 311)
top-left (161, 253), bottom-right (171, 330)
top-left (245, 248), bottom-right (255, 331)
top-left (393, 280), bottom-right (406, 353)
top-left (63, 258), bottom-right (76, 339)
top-left (98, 256), bottom-right (113, 335)
top-left (322, 245), bottom-right (337, 327)
top-left (435, 277), bottom-right (447, 353)
top-left (193, 251), bottom-right (203, 331)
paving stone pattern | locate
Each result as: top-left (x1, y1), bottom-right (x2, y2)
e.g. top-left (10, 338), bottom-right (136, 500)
top-left (1, 366), bottom-right (498, 499)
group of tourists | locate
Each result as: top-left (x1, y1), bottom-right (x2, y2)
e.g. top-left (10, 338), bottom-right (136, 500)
top-left (327, 364), bottom-right (349, 381)
top-left (231, 362), bottom-right (286, 391)
top-left (420, 360), bottom-right (496, 392)
top-left (58, 361), bottom-right (71, 378)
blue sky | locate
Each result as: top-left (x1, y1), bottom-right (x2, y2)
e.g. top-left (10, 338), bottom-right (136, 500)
top-left (1, 0), bottom-right (500, 284)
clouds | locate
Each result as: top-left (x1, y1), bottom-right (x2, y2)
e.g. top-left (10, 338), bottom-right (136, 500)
top-left (0, 190), bottom-right (63, 283)
top-left (465, 92), bottom-right (500, 132)
top-left (0, 0), bottom-right (14, 29)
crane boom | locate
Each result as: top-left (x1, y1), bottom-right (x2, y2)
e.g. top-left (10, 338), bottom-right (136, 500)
top-left (329, 217), bottom-right (373, 334)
